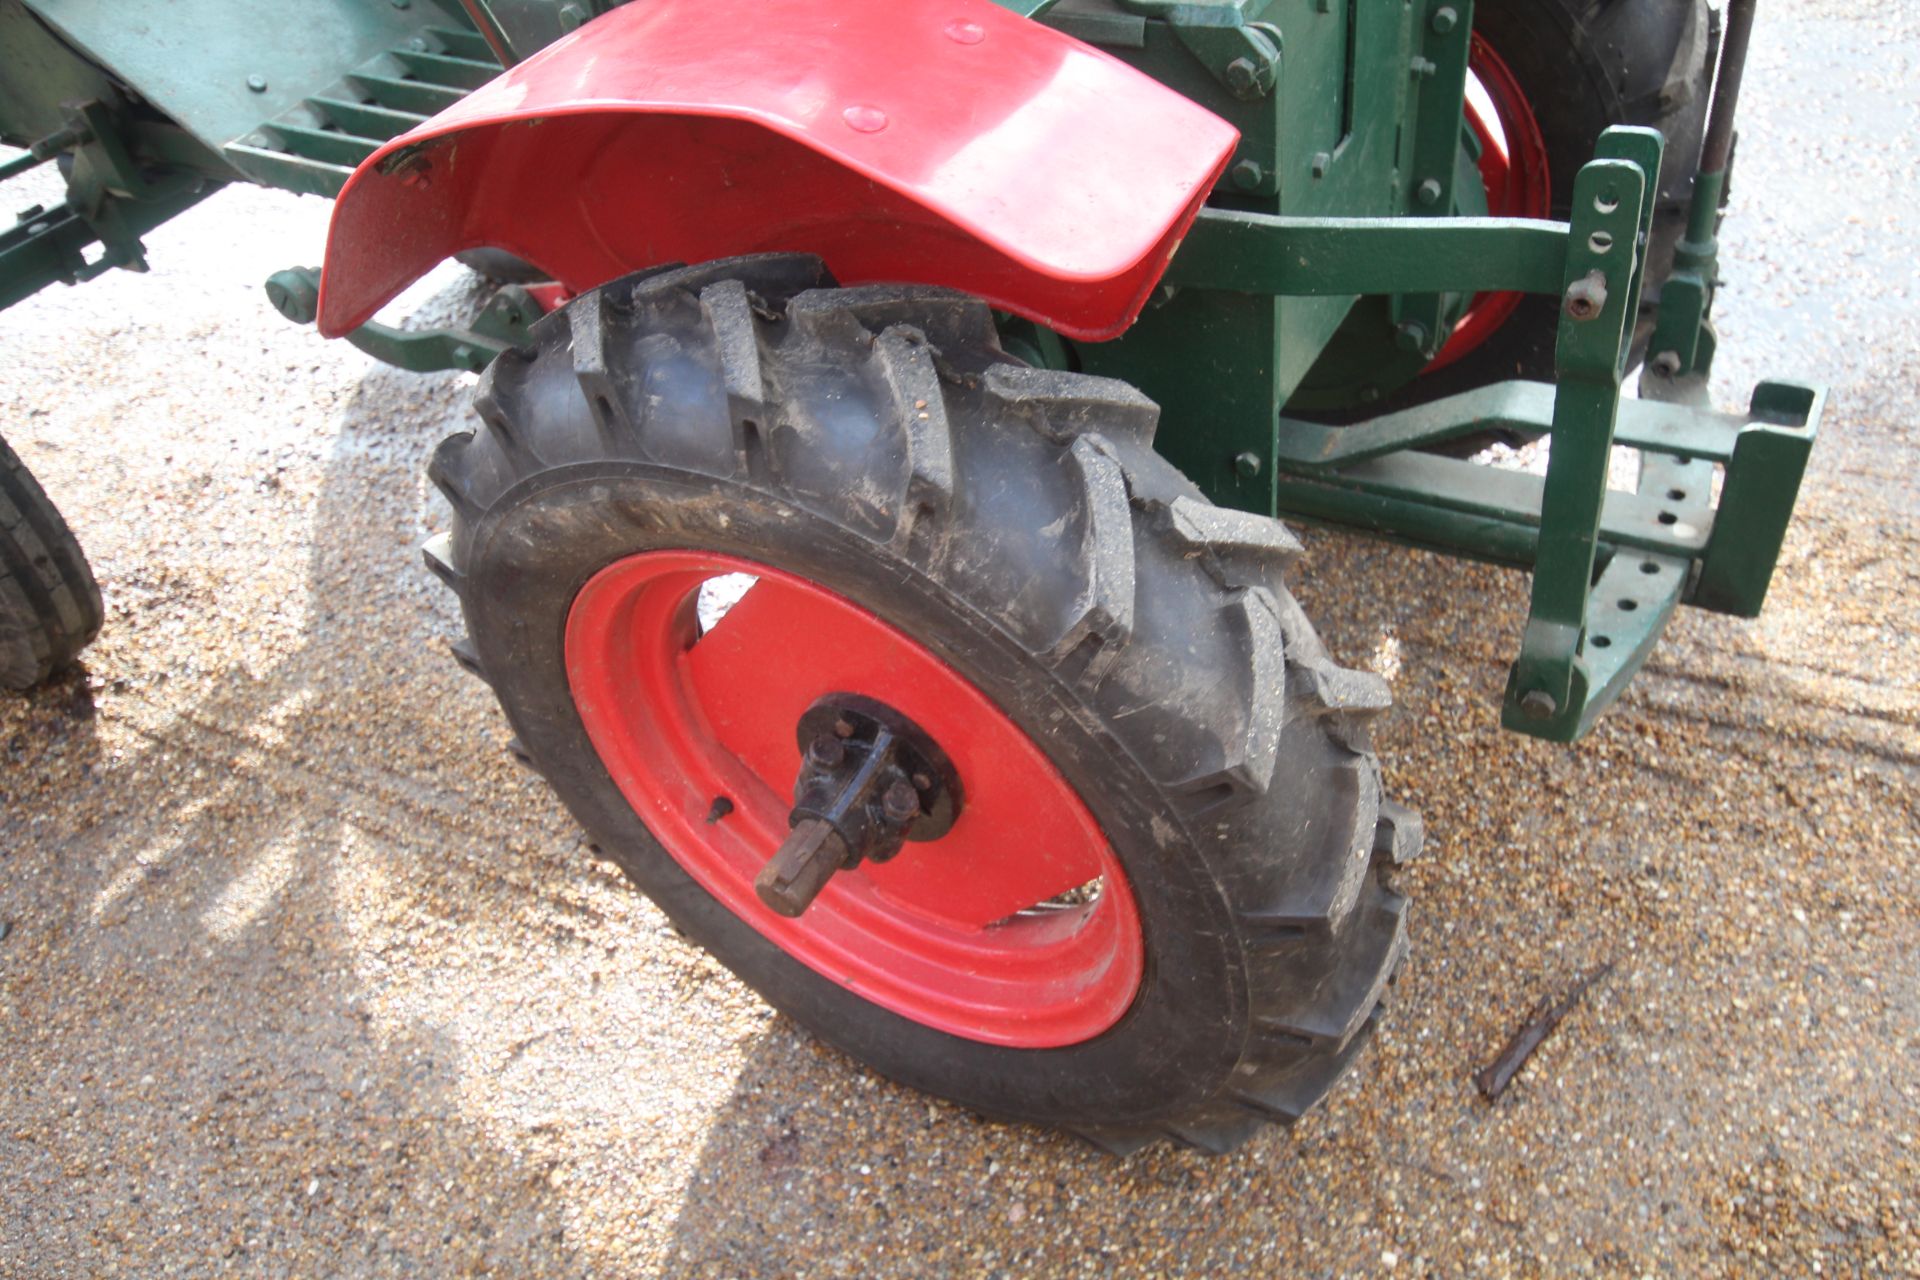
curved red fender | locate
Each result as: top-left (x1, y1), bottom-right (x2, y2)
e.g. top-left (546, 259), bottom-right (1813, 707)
top-left (317, 0), bottom-right (1238, 342)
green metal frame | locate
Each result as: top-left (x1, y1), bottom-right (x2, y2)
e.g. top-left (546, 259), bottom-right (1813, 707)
top-left (0, 0), bottom-right (1818, 744)
top-left (264, 265), bottom-right (541, 373)
top-left (1143, 120), bottom-right (1818, 740)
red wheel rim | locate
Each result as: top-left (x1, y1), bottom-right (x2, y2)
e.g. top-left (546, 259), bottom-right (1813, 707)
top-left (565, 550), bottom-right (1145, 1048)
top-left (1427, 34), bottom-right (1554, 373)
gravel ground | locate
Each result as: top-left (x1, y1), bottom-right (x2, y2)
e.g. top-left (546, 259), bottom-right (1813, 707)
top-left (2, 4), bottom-right (1915, 1275)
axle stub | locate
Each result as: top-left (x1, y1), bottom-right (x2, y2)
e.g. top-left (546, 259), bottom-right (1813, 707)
top-left (754, 693), bottom-right (963, 917)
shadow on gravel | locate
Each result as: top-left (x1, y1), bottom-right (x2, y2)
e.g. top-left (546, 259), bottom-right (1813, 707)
top-left (0, 280), bottom-right (588, 1273)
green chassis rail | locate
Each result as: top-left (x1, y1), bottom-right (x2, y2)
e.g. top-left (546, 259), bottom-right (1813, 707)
top-left (0, 0), bottom-right (1818, 744)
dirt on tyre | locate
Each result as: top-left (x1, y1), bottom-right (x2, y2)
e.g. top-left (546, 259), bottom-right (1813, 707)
top-left (424, 255), bottom-right (1421, 1154)
top-left (0, 433), bottom-right (103, 691)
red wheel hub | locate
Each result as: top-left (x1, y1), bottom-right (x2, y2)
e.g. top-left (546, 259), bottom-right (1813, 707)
top-left (1428, 34), bottom-right (1554, 372)
top-left (564, 550), bottom-right (1145, 1048)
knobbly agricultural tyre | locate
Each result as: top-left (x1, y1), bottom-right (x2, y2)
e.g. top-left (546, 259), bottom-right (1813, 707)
top-left (1399, 0), bottom-right (1717, 407)
top-left (0, 434), bottom-right (103, 691)
top-left (423, 254), bottom-right (1421, 1154)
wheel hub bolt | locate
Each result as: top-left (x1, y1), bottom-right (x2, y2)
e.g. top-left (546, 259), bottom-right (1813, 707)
top-left (882, 779), bottom-right (921, 824)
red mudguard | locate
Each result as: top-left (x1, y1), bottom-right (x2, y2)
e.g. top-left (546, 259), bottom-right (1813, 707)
top-left (317, 0), bottom-right (1238, 342)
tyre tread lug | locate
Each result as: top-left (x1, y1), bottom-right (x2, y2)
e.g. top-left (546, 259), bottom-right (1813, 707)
top-left (1044, 434), bottom-right (1135, 686)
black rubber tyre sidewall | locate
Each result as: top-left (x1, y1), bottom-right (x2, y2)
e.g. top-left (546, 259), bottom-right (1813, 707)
top-left (462, 464), bottom-right (1254, 1130)
top-left (0, 433), bottom-right (103, 690)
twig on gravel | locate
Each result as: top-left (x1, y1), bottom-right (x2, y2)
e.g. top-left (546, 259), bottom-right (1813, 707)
top-left (1474, 962), bottom-right (1614, 1101)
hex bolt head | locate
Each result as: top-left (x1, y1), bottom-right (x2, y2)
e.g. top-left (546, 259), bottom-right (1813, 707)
top-left (1430, 6), bottom-right (1459, 33)
top-left (1563, 270), bottom-right (1609, 321)
top-left (881, 779), bottom-right (921, 825)
top-left (1415, 178), bottom-right (1444, 206)
top-left (1231, 159), bottom-right (1265, 191)
top-left (807, 734), bottom-right (846, 769)
top-left (1519, 690), bottom-right (1557, 721)
top-left (1224, 57), bottom-right (1264, 98)
top-left (1310, 151), bottom-right (1331, 179)
top-left (246, 74), bottom-right (268, 93)
top-left (1233, 451), bottom-right (1262, 479)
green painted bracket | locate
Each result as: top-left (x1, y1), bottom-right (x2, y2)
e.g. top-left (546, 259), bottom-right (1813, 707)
top-left (1273, 382), bottom-right (1765, 470)
top-left (1501, 149), bottom-right (1652, 740)
top-left (1692, 382), bottom-right (1822, 617)
top-left (262, 266), bottom-right (544, 374)
top-left (1278, 448), bottom-right (1710, 562)
top-left (1169, 211), bottom-right (1570, 298)
top-left (1246, 127), bottom-right (1776, 744)
top-left (1, 181), bottom-right (217, 312)
top-left (1548, 551), bottom-right (1691, 739)
top-left (1270, 374), bottom-right (1821, 610)
top-left (1647, 167), bottom-right (1728, 378)
top-left (1393, 0), bottom-right (1477, 356)
top-left (1112, 0), bottom-right (1281, 100)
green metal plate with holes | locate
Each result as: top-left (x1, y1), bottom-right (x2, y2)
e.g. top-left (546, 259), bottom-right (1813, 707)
top-left (19, 0), bottom-right (457, 164)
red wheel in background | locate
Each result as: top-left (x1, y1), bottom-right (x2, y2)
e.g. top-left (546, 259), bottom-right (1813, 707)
top-left (1412, 0), bottom-right (1715, 395)
top-left (1426, 34), bottom-right (1553, 373)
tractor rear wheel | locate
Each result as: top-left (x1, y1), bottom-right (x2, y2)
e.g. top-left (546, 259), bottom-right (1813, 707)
top-left (0, 434), bottom-right (103, 691)
top-left (424, 255), bottom-right (1420, 1154)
